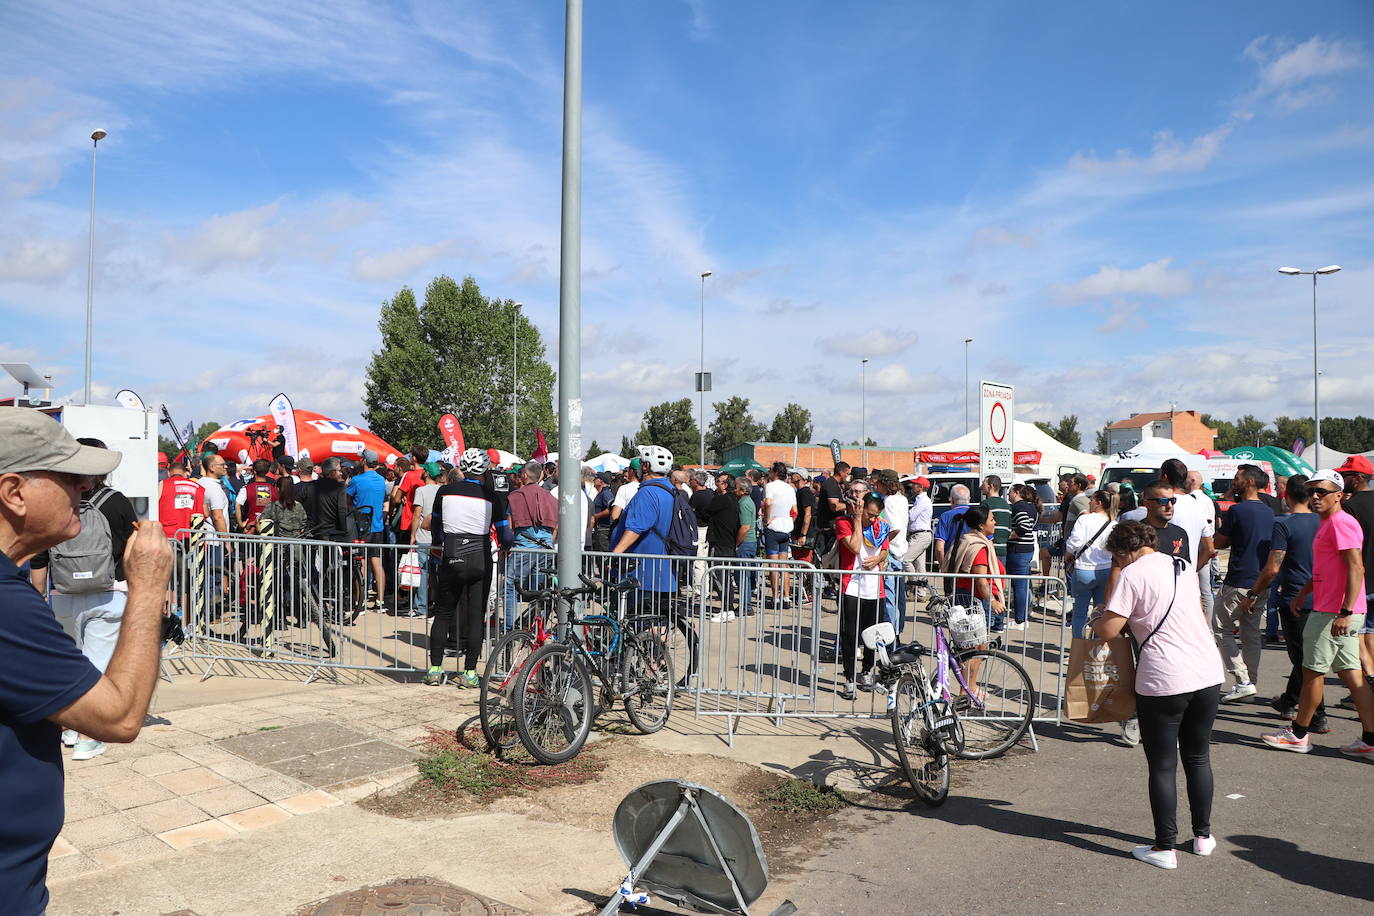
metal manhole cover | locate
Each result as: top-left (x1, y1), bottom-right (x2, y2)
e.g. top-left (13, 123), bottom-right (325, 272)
top-left (301, 877), bottom-right (525, 915)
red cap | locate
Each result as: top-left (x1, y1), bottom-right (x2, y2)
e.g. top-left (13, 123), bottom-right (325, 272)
top-left (1335, 455), bottom-right (1373, 476)
top-left (157, 451), bottom-right (169, 468)
top-left (914, 476), bottom-right (931, 488)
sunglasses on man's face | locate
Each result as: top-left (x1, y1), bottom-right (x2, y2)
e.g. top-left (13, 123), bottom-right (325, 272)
top-left (1310, 486), bottom-right (1340, 498)
top-left (1146, 497), bottom-right (1177, 506)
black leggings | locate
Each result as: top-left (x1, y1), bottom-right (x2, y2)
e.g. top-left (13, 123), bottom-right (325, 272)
top-left (1136, 685), bottom-right (1220, 848)
top-left (430, 559), bottom-right (488, 671)
top-left (838, 595), bottom-right (880, 681)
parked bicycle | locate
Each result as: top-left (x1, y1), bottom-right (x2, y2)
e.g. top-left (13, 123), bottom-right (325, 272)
top-left (866, 596), bottom-right (1034, 804)
top-left (512, 576), bottom-right (676, 764)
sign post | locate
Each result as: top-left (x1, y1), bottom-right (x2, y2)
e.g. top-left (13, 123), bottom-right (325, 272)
top-left (979, 380), bottom-right (1015, 480)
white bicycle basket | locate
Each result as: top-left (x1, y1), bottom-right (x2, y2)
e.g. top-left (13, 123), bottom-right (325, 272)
top-left (946, 604), bottom-right (987, 650)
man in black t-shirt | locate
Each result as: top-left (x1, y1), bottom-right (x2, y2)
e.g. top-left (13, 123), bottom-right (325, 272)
top-left (815, 461), bottom-right (849, 555)
top-left (790, 469), bottom-right (817, 562)
top-left (1335, 456), bottom-right (1374, 690)
top-left (302, 457), bottom-right (350, 542)
top-left (687, 470), bottom-right (715, 595)
top-left (1139, 479), bottom-right (1191, 564)
top-left (1214, 466), bottom-right (1275, 702)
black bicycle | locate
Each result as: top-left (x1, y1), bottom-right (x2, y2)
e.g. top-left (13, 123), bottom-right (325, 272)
top-left (512, 575), bottom-right (676, 764)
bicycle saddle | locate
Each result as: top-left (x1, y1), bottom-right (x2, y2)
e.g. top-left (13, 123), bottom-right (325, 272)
top-left (888, 643), bottom-right (926, 666)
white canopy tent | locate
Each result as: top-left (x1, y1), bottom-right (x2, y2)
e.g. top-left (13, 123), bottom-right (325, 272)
top-left (916, 420), bottom-right (1103, 478)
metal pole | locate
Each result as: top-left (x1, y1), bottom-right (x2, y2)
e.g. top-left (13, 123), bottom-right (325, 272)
top-left (556, 0), bottom-right (584, 594)
top-left (861, 358), bottom-right (868, 467)
top-left (84, 133), bottom-right (104, 404)
top-left (512, 302), bottom-right (520, 454)
top-left (963, 338), bottom-right (973, 433)
top-left (698, 272), bottom-right (709, 467)
top-left (1312, 273), bottom-right (1321, 471)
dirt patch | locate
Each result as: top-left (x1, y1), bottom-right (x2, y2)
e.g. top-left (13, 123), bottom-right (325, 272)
top-left (362, 723), bottom-right (849, 879)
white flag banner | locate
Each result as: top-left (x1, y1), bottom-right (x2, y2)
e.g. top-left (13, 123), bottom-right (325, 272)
top-left (114, 388), bottom-right (145, 410)
top-left (268, 392), bottom-right (300, 460)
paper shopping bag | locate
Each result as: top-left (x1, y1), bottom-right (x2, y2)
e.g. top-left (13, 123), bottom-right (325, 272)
top-left (1063, 635), bottom-right (1136, 723)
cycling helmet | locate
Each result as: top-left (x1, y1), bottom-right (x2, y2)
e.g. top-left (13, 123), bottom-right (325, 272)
top-left (459, 447), bottom-right (490, 476)
top-left (637, 444), bottom-right (673, 474)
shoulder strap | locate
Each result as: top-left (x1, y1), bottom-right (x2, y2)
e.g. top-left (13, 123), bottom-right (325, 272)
top-left (1073, 518), bottom-right (1111, 559)
top-left (89, 487), bottom-right (115, 511)
top-left (1136, 555), bottom-right (1185, 654)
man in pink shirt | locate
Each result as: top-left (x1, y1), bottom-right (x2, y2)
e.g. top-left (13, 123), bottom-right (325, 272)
top-left (1262, 470), bottom-right (1374, 757)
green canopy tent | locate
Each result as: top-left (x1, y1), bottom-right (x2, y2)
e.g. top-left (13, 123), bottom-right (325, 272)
top-left (716, 457), bottom-right (765, 478)
top-left (1223, 446), bottom-right (1314, 478)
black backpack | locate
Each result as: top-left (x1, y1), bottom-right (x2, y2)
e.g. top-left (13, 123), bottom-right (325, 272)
top-left (646, 478), bottom-right (699, 557)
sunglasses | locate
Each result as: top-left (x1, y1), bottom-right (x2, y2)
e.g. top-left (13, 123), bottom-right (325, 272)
top-left (1146, 497), bottom-right (1177, 506)
top-left (1309, 486), bottom-right (1340, 497)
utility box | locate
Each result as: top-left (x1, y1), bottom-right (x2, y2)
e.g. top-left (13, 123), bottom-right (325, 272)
top-left (38, 404), bottom-right (160, 521)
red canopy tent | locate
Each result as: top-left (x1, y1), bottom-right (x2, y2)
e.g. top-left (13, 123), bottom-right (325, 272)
top-left (916, 450), bottom-right (1043, 466)
top-left (203, 411), bottom-right (402, 466)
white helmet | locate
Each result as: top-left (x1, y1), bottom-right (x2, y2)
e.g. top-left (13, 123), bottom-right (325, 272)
top-left (637, 444), bottom-right (673, 474)
top-left (459, 448), bottom-right (490, 476)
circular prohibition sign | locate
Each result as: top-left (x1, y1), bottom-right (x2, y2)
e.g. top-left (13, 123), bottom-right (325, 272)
top-left (990, 401), bottom-right (1008, 444)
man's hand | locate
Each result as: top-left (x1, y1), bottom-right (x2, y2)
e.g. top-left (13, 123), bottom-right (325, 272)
top-left (1332, 614), bottom-right (1355, 637)
top-left (124, 521), bottom-right (173, 596)
top-left (1238, 593), bottom-right (1257, 614)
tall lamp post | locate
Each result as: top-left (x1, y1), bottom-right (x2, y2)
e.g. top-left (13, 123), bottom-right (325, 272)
top-left (84, 128), bottom-right (107, 405)
top-left (697, 271), bottom-right (712, 467)
top-left (963, 337), bottom-right (974, 433)
top-left (861, 358), bottom-right (869, 468)
top-left (1278, 265), bottom-right (1341, 470)
top-left (512, 301), bottom-right (522, 455)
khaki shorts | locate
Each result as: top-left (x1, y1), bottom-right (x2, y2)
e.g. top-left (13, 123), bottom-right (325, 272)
top-left (1302, 611), bottom-right (1365, 673)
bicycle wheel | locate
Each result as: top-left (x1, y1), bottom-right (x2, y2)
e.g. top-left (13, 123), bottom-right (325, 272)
top-left (628, 614), bottom-right (698, 689)
top-left (948, 649), bottom-right (1034, 759)
top-left (890, 673), bottom-right (949, 806)
top-left (622, 632), bottom-right (676, 734)
top-left (513, 642), bottom-right (594, 765)
top-left (480, 629), bottom-right (536, 753)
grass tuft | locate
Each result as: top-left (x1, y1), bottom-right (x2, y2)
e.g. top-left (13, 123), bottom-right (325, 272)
top-left (412, 726), bottom-right (605, 797)
top-left (762, 778), bottom-right (850, 814)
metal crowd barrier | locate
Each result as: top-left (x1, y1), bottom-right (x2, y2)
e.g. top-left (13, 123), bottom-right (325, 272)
top-left (165, 529), bottom-right (1070, 749)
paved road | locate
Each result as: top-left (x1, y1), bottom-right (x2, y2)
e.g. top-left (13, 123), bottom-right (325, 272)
top-left (776, 643), bottom-right (1373, 915)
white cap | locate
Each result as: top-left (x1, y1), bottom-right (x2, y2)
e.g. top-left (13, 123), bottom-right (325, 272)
top-left (1310, 469), bottom-right (1344, 490)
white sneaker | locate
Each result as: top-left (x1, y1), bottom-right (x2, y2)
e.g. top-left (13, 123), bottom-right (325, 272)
top-left (1193, 835), bottom-right (1216, 856)
top-left (71, 739), bottom-right (107, 761)
top-left (1221, 682), bottom-right (1257, 703)
top-left (61, 729), bottom-right (79, 748)
top-left (1007, 621), bottom-right (1027, 631)
top-left (1131, 845), bottom-right (1177, 869)
top-left (1120, 718), bottom-right (1141, 747)
top-left (709, 611), bottom-right (736, 623)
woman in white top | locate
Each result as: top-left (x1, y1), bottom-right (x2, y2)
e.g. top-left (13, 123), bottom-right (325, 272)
top-left (1065, 489), bottom-right (1115, 637)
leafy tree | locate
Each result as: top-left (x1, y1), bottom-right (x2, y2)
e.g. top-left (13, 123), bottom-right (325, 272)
top-left (768, 403), bottom-right (813, 443)
top-left (846, 438), bottom-right (878, 446)
top-left (1272, 416), bottom-right (1313, 451)
top-left (583, 439), bottom-right (603, 460)
top-left (363, 276), bottom-right (555, 453)
top-left (1321, 415), bottom-right (1374, 453)
top-left (620, 435), bottom-right (637, 459)
top-left (705, 396), bottom-right (767, 464)
top-left (1203, 414), bottom-right (1271, 451)
top-left (635, 398), bottom-right (701, 465)
top-left (1094, 425), bottom-right (1110, 454)
top-left (1034, 415), bottom-right (1082, 450)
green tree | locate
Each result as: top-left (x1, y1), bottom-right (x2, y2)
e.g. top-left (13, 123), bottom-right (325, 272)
top-left (1321, 415), bottom-right (1374, 453)
top-left (158, 420), bottom-right (223, 458)
top-left (705, 396), bottom-right (767, 464)
top-left (1034, 415), bottom-right (1082, 450)
top-left (847, 438), bottom-right (877, 446)
top-left (620, 435), bottom-right (637, 459)
top-left (1203, 414), bottom-right (1271, 451)
top-left (363, 276), bottom-right (555, 453)
top-left (1272, 416), bottom-right (1313, 451)
top-left (1094, 425), bottom-right (1110, 454)
top-left (767, 403), bottom-right (813, 443)
top-left (635, 398), bottom-right (701, 465)
top-left (583, 439), bottom-right (603, 460)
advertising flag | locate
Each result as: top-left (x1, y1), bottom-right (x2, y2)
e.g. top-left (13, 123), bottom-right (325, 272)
top-left (268, 392), bottom-right (300, 459)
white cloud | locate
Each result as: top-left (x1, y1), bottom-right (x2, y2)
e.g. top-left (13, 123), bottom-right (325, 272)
top-left (824, 332), bottom-right (918, 358)
top-left (163, 201), bottom-right (283, 272)
top-left (0, 237), bottom-right (81, 284)
top-left (1068, 124), bottom-right (1234, 177)
top-left (352, 240), bottom-right (456, 281)
top-left (970, 226), bottom-right (1035, 249)
top-left (1053, 258), bottom-right (1192, 301)
top-left (1244, 35), bottom-right (1368, 110)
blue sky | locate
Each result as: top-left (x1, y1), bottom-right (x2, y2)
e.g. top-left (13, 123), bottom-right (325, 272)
top-left (2, 1), bottom-right (1372, 456)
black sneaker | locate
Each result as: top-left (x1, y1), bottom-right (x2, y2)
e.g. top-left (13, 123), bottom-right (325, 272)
top-left (1309, 716), bottom-right (1332, 735)
top-left (1268, 695), bottom-right (1297, 719)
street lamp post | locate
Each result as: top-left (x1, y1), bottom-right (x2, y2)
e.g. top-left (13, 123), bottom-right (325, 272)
top-left (512, 301), bottom-right (522, 455)
top-left (698, 271), bottom-right (712, 467)
top-left (1278, 265), bottom-right (1341, 470)
top-left (861, 358), bottom-right (869, 468)
top-left (84, 128), bottom-right (107, 405)
top-left (963, 337), bottom-right (974, 433)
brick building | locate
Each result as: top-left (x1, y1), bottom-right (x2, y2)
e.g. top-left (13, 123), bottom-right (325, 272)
top-left (1106, 410), bottom-right (1217, 454)
top-left (723, 441), bottom-right (916, 474)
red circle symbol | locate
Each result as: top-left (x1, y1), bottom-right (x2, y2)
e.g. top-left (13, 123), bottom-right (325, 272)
top-left (990, 402), bottom-right (1007, 443)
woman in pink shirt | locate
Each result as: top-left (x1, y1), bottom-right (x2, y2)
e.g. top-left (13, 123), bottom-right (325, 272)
top-left (1094, 521), bottom-right (1224, 870)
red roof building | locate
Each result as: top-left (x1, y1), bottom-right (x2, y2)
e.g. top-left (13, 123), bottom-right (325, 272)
top-left (1106, 410), bottom-right (1217, 454)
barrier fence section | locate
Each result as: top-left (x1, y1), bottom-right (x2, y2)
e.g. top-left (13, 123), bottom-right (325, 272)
top-left (167, 531), bottom-right (1071, 745)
